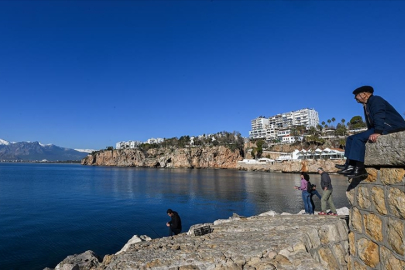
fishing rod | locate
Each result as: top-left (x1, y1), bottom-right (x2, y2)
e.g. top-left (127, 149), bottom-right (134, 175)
top-left (144, 223), bottom-right (162, 238)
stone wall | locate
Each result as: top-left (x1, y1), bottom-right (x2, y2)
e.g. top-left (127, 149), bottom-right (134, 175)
top-left (346, 131), bottom-right (405, 269)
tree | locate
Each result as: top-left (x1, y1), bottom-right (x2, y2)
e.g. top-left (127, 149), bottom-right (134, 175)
top-left (316, 124), bottom-right (323, 135)
top-left (290, 126), bottom-right (303, 143)
top-left (349, 116), bottom-right (366, 129)
top-left (335, 123), bottom-right (347, 136)
top-left (255, 139), bottom-right (265, 158)
top-left (308, 126), bottom-right (318, 136)
top-left (327, 119), bottom-right (332, 127)
top-left (331, 117), bottom-right (336, 128)
top-left (341, 119), bottom-right (346, 126)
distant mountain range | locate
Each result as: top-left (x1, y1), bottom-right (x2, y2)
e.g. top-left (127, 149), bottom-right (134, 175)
top-left (0, 139), bottom-right (94, 161)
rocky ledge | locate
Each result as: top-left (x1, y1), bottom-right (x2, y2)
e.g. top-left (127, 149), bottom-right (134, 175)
top-left (237, 159), bottom-right (345, 174)
top-left (47, 208), bottom-right (350, 270)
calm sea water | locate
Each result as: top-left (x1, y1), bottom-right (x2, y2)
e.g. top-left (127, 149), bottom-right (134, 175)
top-left (0, 163), bottom-right (350, 270)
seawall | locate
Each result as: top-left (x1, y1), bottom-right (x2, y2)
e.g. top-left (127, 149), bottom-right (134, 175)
top-left (345, 131), bottom-right (405, 269)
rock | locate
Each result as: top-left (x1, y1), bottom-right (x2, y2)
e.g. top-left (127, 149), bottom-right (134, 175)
top-left (48, 210), bottom-right (350, 270)
top-left (115, 235), bottom-right (152, 255)
top-left (54, 250), bottom-right (101, 270)
top-left (94, 213), bottom-right (348, 269)
top-left (237, 159), bottom-right (347, 173)
top-left (365, 131), bottom-right (405, 166)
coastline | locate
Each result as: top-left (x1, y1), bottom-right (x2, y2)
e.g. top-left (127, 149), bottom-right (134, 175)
top-left (47, 208), bottom-right (350, 270)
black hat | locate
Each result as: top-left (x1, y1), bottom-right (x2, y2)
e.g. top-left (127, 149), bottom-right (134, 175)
top-left (353, 86), bottom-right (374, 95)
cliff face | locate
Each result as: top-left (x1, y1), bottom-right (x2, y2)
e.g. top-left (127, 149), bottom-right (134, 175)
top-left (81, 146), bottom-right (242, 169)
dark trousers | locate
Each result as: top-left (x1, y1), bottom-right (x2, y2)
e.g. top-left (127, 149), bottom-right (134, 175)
top-left (344, 128), bottom-right (375, 162)
top-left (169, 228), bottom-right (181, 236)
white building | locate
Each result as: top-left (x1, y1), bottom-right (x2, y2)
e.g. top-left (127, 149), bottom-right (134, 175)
top-left (249, 117), bottom-right (269, 139)
top-left (147, 138), bottom-right (164, 144)
top-left (249, 108), bottom-right (319, 142)
top-left (268, 108), bottom-right (319, 129)
top-left (116, 140), bottom-right (142, 149)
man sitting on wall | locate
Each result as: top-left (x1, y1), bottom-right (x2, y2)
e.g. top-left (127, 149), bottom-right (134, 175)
top-left (337, 85), bottom-right (405, 177)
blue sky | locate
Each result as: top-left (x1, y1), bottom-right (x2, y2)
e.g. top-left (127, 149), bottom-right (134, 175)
top-left (1, 1), bottom-right (405, 150)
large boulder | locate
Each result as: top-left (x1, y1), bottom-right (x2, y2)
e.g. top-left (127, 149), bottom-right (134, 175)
top-left (53, 250), bottom-right (101, 270)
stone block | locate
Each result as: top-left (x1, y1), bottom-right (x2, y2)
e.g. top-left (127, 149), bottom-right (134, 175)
top-left (358, 187), bottom-right (372, 209)
top-left (365, 131), bottom-right (405, 166)
top-left (351, 207), bottom-right (363, 233)
top-left (332, 243), bottom-right (347, 266)
top-left (363, 213), bottom-right (383, 242)
top-left (317, 247), bottom-right (340, 270)
top-left (380, 168), bottom-right (405, 185)
top-left (357, 238), bottom-right (380, 268)
top-left (364, 168), bottom-right (378, 183)
top-left (318, 224), bottom-right (339, 245)
top-left (371, 186), bottom-right (388, 215)
top-left (336, 220), bottom-right (349, 241)
top-left (380, 246), bottom-right (405, 270)
top-left (388, 187), bottom-right (405, 219)
top-left (305, 228), bottom-right (321, 248)
top-left (348, 232), bottom-right (355, 256)
top-left (387, 218), bottom-right (405, 256)
top-left (346, 256), bottom-right (353, 270)
top-left (353, 259), bottom-right (368, 270)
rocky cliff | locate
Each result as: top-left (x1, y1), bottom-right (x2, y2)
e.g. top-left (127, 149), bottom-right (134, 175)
top-left (81, 146), bottom-right (243, 169)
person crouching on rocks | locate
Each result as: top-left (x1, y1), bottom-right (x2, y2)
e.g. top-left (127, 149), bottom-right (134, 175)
top-left (166, 209), bottom-right (182, 236)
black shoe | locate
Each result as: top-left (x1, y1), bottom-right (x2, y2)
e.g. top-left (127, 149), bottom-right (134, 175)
top-left (346, 167), bottom-right (368, 178)
top-left (335, 164), bottom-right (347, 170)
top-left (337, 165), bottom-right (354, 174)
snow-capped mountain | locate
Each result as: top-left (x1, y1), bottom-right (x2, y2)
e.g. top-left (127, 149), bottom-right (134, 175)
top-left (0, 139), bottom-right (11, 145)
top-left (74, 149), bottom-right (96, 153)
top-left (0, 139), bottom-right (90, 161)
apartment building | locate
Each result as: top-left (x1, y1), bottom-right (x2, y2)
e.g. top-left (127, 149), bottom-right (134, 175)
top-left (268, 108), bottom-right (319, 129)
top-left (250, 108), bottom-right (319, 141)
top-left (249, 117), bottom-right (269, 140)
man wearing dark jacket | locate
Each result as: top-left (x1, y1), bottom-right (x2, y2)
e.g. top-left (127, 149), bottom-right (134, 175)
top-left (317, 168), bottom-right (337, 216)
top-left (166, 209), bottom-right (182, 236)
top-left (337, 86), bottom-right (405, 177)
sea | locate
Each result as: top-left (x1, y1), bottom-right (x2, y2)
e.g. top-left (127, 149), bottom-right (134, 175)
top-left (0, 163), bottom-right (351, 270)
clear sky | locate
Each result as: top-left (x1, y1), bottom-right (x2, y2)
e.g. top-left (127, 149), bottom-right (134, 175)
top-left (1, 0), bottom-right (405, 150)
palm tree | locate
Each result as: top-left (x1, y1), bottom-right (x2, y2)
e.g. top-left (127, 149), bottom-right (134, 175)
top-left (331, 117), bottom-right (336, 128)
top-left (327, 119), bottom-right (332, 128)
top-left (341, 119), bottom-right (346, 126)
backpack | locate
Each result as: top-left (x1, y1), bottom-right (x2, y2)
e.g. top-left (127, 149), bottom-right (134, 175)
top-left (307, 181), bottom-right (314, 192)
